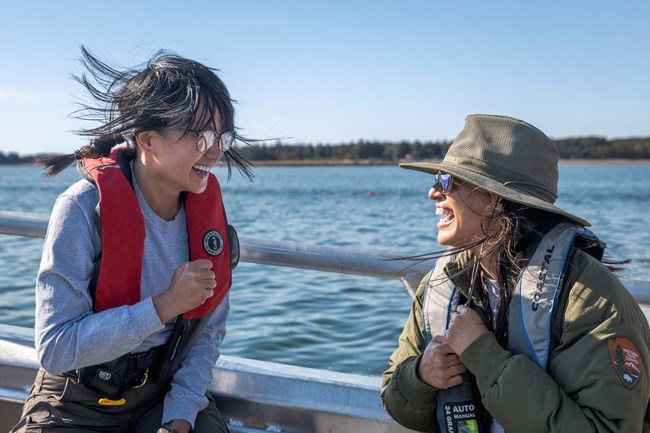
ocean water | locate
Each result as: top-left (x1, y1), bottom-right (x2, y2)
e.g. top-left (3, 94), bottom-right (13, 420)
top-left (1, 163), bottom-right (649, 376)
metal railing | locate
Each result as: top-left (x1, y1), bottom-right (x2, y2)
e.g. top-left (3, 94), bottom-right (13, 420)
top-left (0, 322), bottom-right (416, 433)
top-left (0, 209), bottom-right (432, 433)
top-left (0, 210), bottom-right (436, 298)
top-left (1, 209), bottom-right (650, 433)
top-left (1, 210), bottom-right (649, 303)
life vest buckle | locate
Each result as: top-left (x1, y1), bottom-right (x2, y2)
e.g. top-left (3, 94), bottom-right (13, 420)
top-left (98, 397), bottom-right (126, 406)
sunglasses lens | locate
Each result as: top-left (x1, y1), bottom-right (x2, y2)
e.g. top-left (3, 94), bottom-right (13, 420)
top-left (433, 173), bottom-right (453, 194)
top-left (440, 174), bottom-right (452, 193)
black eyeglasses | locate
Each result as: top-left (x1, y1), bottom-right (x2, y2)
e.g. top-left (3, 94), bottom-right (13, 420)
top-left (167, 128), bottom-right (235, 152)
top-left (432, 171), bottom-right (453, 194)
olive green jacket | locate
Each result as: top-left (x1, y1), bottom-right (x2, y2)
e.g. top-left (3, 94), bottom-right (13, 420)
top-left (381, 249), bottom-right (650, 433)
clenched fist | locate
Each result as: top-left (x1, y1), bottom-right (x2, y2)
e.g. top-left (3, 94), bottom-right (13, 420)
top-left (153, 259), bottom-right (216, 323)
top-left (446, 305), bottom-right (489, 356)
top-left (417, 334), bottom-right (467, 389)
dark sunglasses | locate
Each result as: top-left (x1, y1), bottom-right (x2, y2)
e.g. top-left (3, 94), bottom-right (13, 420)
top-left (432, 171), bottom-right (453, 194)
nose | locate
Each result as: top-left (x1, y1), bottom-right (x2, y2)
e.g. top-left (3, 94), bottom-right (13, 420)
top-left (204, 143), bottom-right (223, 161)
top-left (428, 186), bottom-right (443, 201)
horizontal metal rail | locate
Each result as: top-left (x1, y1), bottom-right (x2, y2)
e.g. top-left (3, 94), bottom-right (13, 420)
top-left (0, 323), bottom-right (414, 433)
top-left (1, 210), bottom-right (649, 303)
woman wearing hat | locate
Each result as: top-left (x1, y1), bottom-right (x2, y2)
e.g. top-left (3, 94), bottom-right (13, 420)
top-left (381, 115), bottom-right (650, 433)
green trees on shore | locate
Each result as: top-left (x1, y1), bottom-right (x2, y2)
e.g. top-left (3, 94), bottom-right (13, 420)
top-left (240, 140), bottom-right (451, 163)
top-left (0, 151), bottom-right (27, 165)
top-left (239, 136), bottom-right (650, 162)
top-left (554, 137), bottom-right (650, 159)
top-left (1, 136), bottom-right (649, 165)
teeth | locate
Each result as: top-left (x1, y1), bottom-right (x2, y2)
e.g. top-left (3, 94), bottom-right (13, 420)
top-left (193, 164), bottom-right (211, 173)
top-left (436, 207), bottom-right (452, 223)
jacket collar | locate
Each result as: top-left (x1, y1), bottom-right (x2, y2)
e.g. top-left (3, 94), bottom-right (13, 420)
top-left (441, 250), bottom-right (491, 320)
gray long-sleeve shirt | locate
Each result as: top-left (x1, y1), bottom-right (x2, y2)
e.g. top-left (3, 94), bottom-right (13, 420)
top-left (35, 175), bottom-right (229, 427)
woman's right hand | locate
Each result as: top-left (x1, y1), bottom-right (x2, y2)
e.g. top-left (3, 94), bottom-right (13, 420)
top-left (417, 334), bottom-right (467, 389)
top-left (153, 259), bottom-right (217, 323)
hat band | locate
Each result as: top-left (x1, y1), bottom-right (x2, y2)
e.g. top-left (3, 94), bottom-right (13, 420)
top-left (502, 180), bottom-right (557, 202)
top-left (441, 155), bottom-right (558, 203)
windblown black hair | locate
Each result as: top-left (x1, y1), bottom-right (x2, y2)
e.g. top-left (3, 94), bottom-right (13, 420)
top-left (38, 45), bottom-right (254, 180)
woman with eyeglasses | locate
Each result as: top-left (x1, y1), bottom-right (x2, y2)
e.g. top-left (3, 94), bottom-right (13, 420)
top-left (381, 115), bottom-right (650, 433)
top-left (11, 47), bottom-right (253, 433)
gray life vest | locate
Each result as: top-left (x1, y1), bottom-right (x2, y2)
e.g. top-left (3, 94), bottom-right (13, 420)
top-left (422, 222), bottom-right (605, 433)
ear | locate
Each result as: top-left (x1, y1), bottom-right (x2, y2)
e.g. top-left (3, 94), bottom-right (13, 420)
top-left (135, 131), bottom-right (156, 155)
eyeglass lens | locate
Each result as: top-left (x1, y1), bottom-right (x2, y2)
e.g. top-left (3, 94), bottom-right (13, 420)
top-left (198, 130), bottom-right (235, 152)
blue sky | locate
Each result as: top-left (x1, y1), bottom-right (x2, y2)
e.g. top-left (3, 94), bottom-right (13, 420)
top-left (1, 0), bottom-right (649, 155)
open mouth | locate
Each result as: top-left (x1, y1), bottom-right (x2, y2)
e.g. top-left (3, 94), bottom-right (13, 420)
top-left (436, 206), bottom-right (454, 224)
top-left (192, 164), bottom-right (212, 174)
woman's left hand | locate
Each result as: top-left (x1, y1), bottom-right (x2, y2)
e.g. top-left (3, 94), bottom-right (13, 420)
top-left (446, 305), bottom-right (489, 356)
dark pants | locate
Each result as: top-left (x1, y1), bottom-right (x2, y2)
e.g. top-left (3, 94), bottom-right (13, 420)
top-left (10, 369), bottom-right (229, 432)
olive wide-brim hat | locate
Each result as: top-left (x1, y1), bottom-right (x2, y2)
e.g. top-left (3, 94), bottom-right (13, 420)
top-left (400, 114), bottom-right (590, 226)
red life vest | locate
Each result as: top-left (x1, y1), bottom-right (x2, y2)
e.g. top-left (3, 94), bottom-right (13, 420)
top-left (82, 147), bottom-right (231, 319)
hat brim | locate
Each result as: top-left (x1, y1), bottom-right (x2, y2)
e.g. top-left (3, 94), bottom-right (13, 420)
top-left (400, 162), bottom-right (590, 227)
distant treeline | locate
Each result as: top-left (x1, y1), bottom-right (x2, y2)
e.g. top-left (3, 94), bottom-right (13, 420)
top-left (240, 136), bottom-right (650, 162)
top-left (0, 151), bottom-right (32, 165)
top-left (2, 136), bottom-right (649, 165)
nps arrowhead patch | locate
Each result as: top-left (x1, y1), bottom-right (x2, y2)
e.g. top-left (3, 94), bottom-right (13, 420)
top-left (608, 337), bottom-right (643, 389)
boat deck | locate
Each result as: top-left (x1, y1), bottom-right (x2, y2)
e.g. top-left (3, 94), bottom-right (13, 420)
top-left (0, 323), bottom-right (415, 433)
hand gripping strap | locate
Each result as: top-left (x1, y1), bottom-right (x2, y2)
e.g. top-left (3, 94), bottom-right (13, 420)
top-left (183, 174), bottom-right (231, 319)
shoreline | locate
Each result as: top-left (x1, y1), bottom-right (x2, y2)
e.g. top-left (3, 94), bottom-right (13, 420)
top-left (250, 158), bottom-right (650, 167)
top-left (2, 158), bottom-right (649, 168)
top-left (557, 158), bottom-right (650, 165)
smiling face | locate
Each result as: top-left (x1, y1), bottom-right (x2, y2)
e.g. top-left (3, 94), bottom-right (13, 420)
top-left (153, 112), bottom-right (225, 190)
top-left (132, 110), bottom-right (226, 219)
top-left (428, 177), bottom-right (496, 250)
